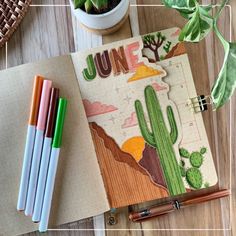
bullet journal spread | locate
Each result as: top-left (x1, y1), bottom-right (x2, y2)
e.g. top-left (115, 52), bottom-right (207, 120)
top-left (0, 27), bottom-right (218, 236)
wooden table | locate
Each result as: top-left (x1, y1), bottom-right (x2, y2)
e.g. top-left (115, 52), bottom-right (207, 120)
top-left (0, 0), bottom-right (235, 235)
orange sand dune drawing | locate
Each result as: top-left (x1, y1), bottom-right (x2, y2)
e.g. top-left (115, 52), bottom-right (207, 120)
top-left (128, 65), bottom-right (165, 82)
top-left (83, 99), bottom-right (118, 117)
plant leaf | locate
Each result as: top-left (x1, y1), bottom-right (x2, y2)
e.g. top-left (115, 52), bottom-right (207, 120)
top-left (91, 0), bottom-right (108, 10)
top-left (85, 0), bottom-right (93, 12)
top-left (178, 5), bottom-right (213, 42)
top-left (162, 0), bottom-right (197, 13)
top-left (211, 0), bottom-right (235, 109)
top-left (211, 37), bottom-right (236, 109)
top-left (74, 0), bottom-right (86, 9)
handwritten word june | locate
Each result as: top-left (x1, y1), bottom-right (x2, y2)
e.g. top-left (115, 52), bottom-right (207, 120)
top-left (82, 42), bottom-right (144, 81)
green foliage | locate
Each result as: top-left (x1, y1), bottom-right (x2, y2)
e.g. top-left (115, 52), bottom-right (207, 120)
top-left (162, 0), bottom-right (196, 13)
top-left (163, 41), bottom-right (172, 53)
top-left (85, 0), bottom-right (93, 12)
top-left (211, 1), bottom-right (236, 109)
top-left (204, 182), bottom-right (210, 188)
top-left (162, 0), bottom-right (213, 42)
top-left (135, 86), bottom-right (186, 196)
top-left (162, 0), bottom-right (235, 109)
top-left (190, 152), bottom-right (203, 168)
top-left (178, 5), bottom-right (213, 42)
top-left (91, 0), bottom-right (108, 10)
top-left (186, 168), bottom-right (203, 189)
top-left (74, 0), bottom-right (108, 12)
top-left (179, 147), bottom-right (190, 158)
top-left (74, 0), bottom-right (86, 9)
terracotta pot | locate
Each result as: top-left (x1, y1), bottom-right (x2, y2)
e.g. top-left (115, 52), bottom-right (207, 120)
top-left (69, 0), bottom-right (130, 35)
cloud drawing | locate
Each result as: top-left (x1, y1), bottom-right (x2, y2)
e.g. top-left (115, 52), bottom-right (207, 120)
top-left (83, 99), bottom-right (118, 118)
top-left (128, 65), bottom-right (164, 82)
top-left (171, 28), bottom-right (181, 37)
top-left (122, 112), bottom-right (138, 128)
top-left (152, 82), bottom-right (167, 91)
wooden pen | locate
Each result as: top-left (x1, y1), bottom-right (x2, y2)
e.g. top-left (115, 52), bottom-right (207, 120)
top-left (129, 189), bottom-right (230, 222)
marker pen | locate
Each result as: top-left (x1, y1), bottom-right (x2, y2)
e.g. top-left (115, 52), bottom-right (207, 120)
top-left (25, 80), bottom-right (52, 216)
top-left (17, 76), bottom-right (43, 211)
top-left (32, 88), bottom-right (59, 223)
top-left (39, 98), bottom-right (67, 232)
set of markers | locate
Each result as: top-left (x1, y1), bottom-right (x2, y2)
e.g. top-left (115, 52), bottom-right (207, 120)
top-left (17, 76), bottom-right (67, 232)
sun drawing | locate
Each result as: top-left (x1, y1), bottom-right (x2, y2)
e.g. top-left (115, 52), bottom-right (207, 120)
top-left (121, 136), bottom-right (145, 162)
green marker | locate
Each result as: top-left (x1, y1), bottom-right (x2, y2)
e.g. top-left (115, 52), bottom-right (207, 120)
top-left (39, 98), bottom-right (67, 232)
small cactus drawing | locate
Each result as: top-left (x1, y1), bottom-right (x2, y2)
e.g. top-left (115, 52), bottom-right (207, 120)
top-left (135, 85), bottom-right (186, 196)
top-left (186, 168), bottom-right (203, 189)
top-left (179, 147), bottom-right (207, 189)
top-left (163, 41), bottom-right (172, 53)
top-left (179, 148), bottom-right (190, 158)
top-left (190, 152), bottom-right (203, 168)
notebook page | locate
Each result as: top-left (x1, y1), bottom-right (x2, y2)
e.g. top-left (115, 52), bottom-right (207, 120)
top-left (71, 28), bottom-right (218, 209)
top-left (0, 55), bottom-right (109, 236)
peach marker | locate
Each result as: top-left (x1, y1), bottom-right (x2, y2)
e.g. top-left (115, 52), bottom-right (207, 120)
top-left (25, 80), bottom-right (52, 216)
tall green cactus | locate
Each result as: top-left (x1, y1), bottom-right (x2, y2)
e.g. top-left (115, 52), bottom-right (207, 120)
top-left (135, 85), bottom-right (186, 196)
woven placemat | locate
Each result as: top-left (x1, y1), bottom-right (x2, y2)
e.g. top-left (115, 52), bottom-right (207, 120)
top-left (0, 0), bottom-right (31, 48)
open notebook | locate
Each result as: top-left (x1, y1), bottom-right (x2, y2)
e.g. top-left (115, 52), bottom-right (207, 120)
top-left (0, 28), bottom-right (218, 235)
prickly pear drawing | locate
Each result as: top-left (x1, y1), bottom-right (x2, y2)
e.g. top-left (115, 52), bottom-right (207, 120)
top-left (179, 147), bottom-right (207, 189)
top-left (135, 85), bottom-right (186, 196)
top-left (186, 168), bottom-right (203, 189)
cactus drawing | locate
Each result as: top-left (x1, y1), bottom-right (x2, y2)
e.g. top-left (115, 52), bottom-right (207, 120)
top-left (186, 168), bottom-right (203, 189)
top-left (135, 85), bottom-right (186, 196)
top-left (163, 41), bottom-right (172, 53)
top-left (179, 147), bottom-right (207, 189)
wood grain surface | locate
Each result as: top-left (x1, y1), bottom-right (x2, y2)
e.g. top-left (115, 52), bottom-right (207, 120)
top-left (0, 0), bottom-right (235, 235)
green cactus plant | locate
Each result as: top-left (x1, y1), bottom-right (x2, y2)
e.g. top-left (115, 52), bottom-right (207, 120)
top-left (179, 147), bottom-right (207, 189)
top-left (135, 85), bottom-right (186, 196)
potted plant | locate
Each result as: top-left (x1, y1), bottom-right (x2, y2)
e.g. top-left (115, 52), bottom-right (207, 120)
top-left (70, 0), bottom-right (130, 35)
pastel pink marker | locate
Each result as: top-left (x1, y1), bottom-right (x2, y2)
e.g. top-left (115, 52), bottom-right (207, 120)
top-left (25, 80), bottom-right (52, 216)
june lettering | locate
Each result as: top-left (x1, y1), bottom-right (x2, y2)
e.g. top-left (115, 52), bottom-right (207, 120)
top-left (83, 42), bottom-right (144, 81)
